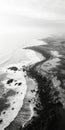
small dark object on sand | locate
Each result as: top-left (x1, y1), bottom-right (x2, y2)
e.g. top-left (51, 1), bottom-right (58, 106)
top-left (18, 83), bottom-right (22, 86)
top-left (8, 66), bottom-right (18, 71)
top-left (7, 79), bottom-right (13, 84)
top-left (0, 119), bottom-right (3, 124)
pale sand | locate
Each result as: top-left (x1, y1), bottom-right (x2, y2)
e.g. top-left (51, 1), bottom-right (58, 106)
top-left (41, 57), bottom-right (61, 71)
top-left (51, 50), bottom-right (62, 57)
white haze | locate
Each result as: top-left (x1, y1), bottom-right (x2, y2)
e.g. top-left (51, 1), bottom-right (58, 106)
top-left (0, 0), bottom-right (65, 59)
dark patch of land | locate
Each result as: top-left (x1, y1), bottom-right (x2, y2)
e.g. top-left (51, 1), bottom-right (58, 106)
top-left (0, 97), bottom-right (10, 114)
top-left (21, 63), bottom-right (65, 130)
top-left (0, 89), bottom-right (16, 114)
top-left (22, 38), bottom-right (65, 130)
top-left (8, 67), bottom-right (18, 71)
top-left (3, 89), bottom-right (16, 98)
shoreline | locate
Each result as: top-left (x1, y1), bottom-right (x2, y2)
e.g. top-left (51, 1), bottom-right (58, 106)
top-left (0, 49), bottom-right (42, 130)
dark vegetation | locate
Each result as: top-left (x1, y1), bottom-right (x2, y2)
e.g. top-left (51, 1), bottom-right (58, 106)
top-left (21, 64), bottom-right (63, 130)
